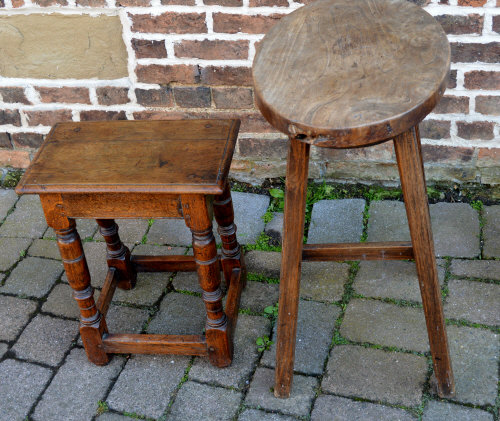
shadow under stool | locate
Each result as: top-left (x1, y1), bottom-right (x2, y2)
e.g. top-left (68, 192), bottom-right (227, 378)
top-left (252, 0), bottom-right (455, 399)
top-left (16, 119), bottom-right (246, 368)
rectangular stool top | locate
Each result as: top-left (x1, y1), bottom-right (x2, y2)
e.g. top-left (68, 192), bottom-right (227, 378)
top-left (17, 119), bottom-right (240, 195)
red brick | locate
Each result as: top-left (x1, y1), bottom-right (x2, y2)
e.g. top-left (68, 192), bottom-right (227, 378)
top-left (476, 96), bottom-right (500, 116)
top-left (238, 137), bottom-right (288, 158)
top-left (96, 87), bottom-right (130, 105)
top-left (131, 13), bottom-right (207, 34)
top-left (76, 0), bottom-right (106, 5)
top-left (451, 43), bottom-right (500, 63)
top-left (80, 111), bottom-right (127, 121)
top-left (419, 120), bottom-right (450, 139)
top-left (250, 0), bottom-right (287, 6)
top-left (132, 39), bottom-right (167, 59)
top-left (493, 16), bottom-right (500, 34)
top-left (0, 87), bottom-right (30, 104)
top-left (448, 70), bottom-right (457, 89)
top-left (421, 145), bottom-right (474, 163)
top-left (11, 0), bottom-right (24, 7)
top-left (0, 150), bottom-right (30, 168)
top-left (174, 87), bottom-right (211, 108)
top-left (464, 71), bottom-right (500, 89)
top-left (0, 133), bottom-right (11, 148)
top-left (433, 96), bottom-right (469, 114)
top-left (11, 132), bottom-right (44, 148)
top-left (135, 88), bottom-right (174, 107)
top-left (175, 40), bottom-right (249, 60)
top-left (200, 66), bottom-right (253, 86)
top-left (136, 64), bottom-right (200, 84)
top-left (25, 110), bottom-right (73, 127)
top-left (458, 0), bottom-right (486, 5)
top-left (205, 0), bottom-right (242, 5)
top-left (33, 0), bottom-right (67, 5)
top-left (212, 87), bottom-right (253, 109)
top-left (0, 0), bottom-right (4, 6)
top-left (457, 121), bottom-right (494, 140)
top-left (0, 110), bottom-right (21, 126)
top-left (435, 14), bottom-right (483, 35)
top-left (317, 142), bottom-right (394, 162)
top-left (477, 148), bottom-right (500, 166)
top-left (213, 13), bottom-right (283, 34)
top-left (162, 0), bottom-right (195, 4)
top-left (117, 0), bottom-right (149, 5)
top-left (37, 87), bottom-right (91, 104)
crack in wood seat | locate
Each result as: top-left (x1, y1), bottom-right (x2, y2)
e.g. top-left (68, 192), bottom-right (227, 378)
top-left (252, 0), bottom-right (455, 399)
top-left (16, 119), bottom-right (246, 368)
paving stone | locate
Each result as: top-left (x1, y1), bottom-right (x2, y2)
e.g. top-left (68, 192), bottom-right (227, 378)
top-left (190, 314), bottom-right (270, 388)
top-left (300, 261), bottom-right (351, 302)
top-left (1, 256), bottom-right (63, 297)
top-left (0, 195), bottom-right (47, 238)
top-left (431, 325), bottom-right (498, 406)
top-left (147, 218), bottom-right (192, 246)
top-left (354, 260), bottom-right (445, 303)
top-left (132, 244), bottom-right (187, 256)
top-left (0, 189), bottom-right (18, 220)
top-left (45, 218), bottom-right (97, 240)
top-left (238, 280), bottom-right (279, 313)
top-left (308, 199), bottom-right (365, 243)
top-left (245, 250), bottom-right (281, 279)
top-left (367, 201), bottom-right (410, 242)
top-left (93, 219), bottom-right (149, 244)
top-left (245, 367), bottom-right (317, 417)
top-left (12, 314), bottom-right (78, 366)
top-left (0, 295), bottom-right (37, 341)
top-left (172, 271), bottom-right (203, 294)
top-left (42, 283), bottom-right (80, 318)
top-left (322, 345), bottom-right (427, 406)
top-left (0, 342), bottom-right (8, 359)
top-left (28, 238), bottom-right (60, 260)
top-left (34, 348), bottom-right (124, 421)
top-left (0, 237), bottom-right (31, 271)
top-left (97, 414), bottom-right (135, 421)
top-left (106, 304), bottom-right (150, 334)
top-left (340, 299), bottom-right (429, 352)
top-left (450, 259), bottom-right (500, 281)
top-left (311, 395), bottom-right (415, 421)
top-left (168, 381), bottom-right (242, 421)
top-left (148, 292), bottom-right (205, 335)
top-left (445, 279), bottom-right (500, 325)
top-left (264, 212), bottom-right (283, 245)
top-left (113, 272), bottom-right (170, 306)
top-left (108, 354), bottom-right (189, 419)
top-left (239, 409), bottom-right (296, 421)
top-left (262, 300), bottom-right (339, 375)
top-left (483, 205), bottom-right (500, 258)
top-left (0, 359), bottom-right (52, 421)
top-left (422, 400), bottom-right (493, 421)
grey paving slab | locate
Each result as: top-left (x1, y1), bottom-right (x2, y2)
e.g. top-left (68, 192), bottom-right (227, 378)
top-left (322, 345), bottom-right (427, 406)
top-left (0, 195), bottom-right (47, 238)
top-left (245, 367), bottom-right (317, 417)
top-left (190, 314), bottom-right (270, 388)
top-left (367, 201), bottom-right (410, 242)
top-left (33, 348), bottom-right (124, 421)
top-left (0, 237), bottom-right (31, 271)
top-left (353, 260), bottom-right (445, 303)
top-left (28, 238), bottom-right (60, 260)
top-left (93, 218), bottom-right (149, 244)
top-left (0, 189), bottom-right (18, 221)
top-left (0, 295), bottom-right (37, 341)
top-left (132, 244), bottom-right (187, 256)
top-left (106, 304), bottom-right (150, 334)
top-left (45, 218), bottom-right (97, 240)
top-left (113, 272), bottom-right (170, 306)
top-left (483, 205), bottom-right (500, 258)
top-left (422, 400), bottom-right (493, 421)
top-left (450, 259), bottom-right (500, 281)
top-left (42, 283), bottom-right (80, 318)
top-left (264, 212), bottom-right (283, 245)
top-left (445, 279), bottom-right (500, 325)
top-left (108, 354), bottom-right (189, 419)
top-left (147, 218), bottom-right (192, 246)
top-left (340, 299), bottom-right (429, 352)
top-left (172, 271), bottom-right (203, 294)
top-left (97, 413), bottom-right (135, 421)
top-left (148, 292), bottom-right (205, 335)
top-left (431, 325), bottom-right (498, 406)
top-left (245, 250), bottom-right (281, 279)
top-left (0, 343), bottom-right (8, 359)
top-left (300, 261), bottom-right (351, 302)
top-left (0, 359), bottom-right (52, 421)
top-left (167, 381), bottom-right (242, 421)
top-left (311, 395), bottom-right (415, 421)
top-left (12, 314), bottom-right (78, 366)
top-left (239, 409), bottom-right (296, 421)
top-left (308, 199), bottom-right (365, 243)
top-left (1, 256), bottom-right (63, 297)
top-left (262, 300), bottom-right (339, 375)
top-left (238, 280), bottom-right (279, 313)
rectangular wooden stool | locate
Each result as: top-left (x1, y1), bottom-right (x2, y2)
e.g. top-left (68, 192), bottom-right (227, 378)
top-left (16, 119), bottom-right (246, 367)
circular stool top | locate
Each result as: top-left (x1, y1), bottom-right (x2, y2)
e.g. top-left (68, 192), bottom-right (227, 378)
top-left (252, 0), bottom-right (450, 148)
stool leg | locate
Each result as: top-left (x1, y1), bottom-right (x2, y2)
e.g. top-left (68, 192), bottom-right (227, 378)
top-left (96, 219), bottom-right (136, 290)
top-left (275, 138), bottom-right (310, 398)
top-left (394, 127), bottom-right (455, 398)
top-left (213, 183), bottom-right (246, 288)
top-left (40, 195), bottom-right (109, 365)
top-left (182, 194), bottom-right (232, 367)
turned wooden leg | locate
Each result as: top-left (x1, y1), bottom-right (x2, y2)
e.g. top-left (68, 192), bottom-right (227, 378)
top-left (213, 183), bottom-right (246, 288)
top-left (40, 195), bottom-right (109, 365)
top-left (394, 127), bottom-right (455, 398)
top-left (275, 138), bottom-right (310, 398)
top-left (182, 194), bottom-right (232, 367)
top-left (96, 219), bottom-right (136, 290)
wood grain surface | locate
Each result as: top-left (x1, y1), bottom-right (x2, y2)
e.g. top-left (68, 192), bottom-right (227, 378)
top-left (253, 0), bottom-right (450, 147)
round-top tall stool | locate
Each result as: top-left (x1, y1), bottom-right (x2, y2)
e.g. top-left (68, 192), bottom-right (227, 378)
top-left (252, 0), bottom-right (455, 399)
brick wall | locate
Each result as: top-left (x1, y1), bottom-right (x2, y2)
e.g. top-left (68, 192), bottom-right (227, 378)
top-left (0, 0), bottom-right (498, 185)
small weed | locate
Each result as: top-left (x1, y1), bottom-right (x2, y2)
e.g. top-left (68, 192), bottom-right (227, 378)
top-left (256, 335), bottom-right (274, 352)
top-left (331, 331), bottom-right (349, 346)
top-left (471, 200), bottom-right (483, 212)
top-left (366, 187), bottom-right (402, 201)
top-left (245, 233), bottom-right (281, 252)
top-left (426, 186), bottom-right (442, 200)
top-left (20, 250), bottom-right (26, 257)
top-left (263, 303), bottom-right (279, 319)
top-left (1, 168), bottom-right (23, 188)
top-left (148, 218), bottom-right (154, 227)
top-left (96, 400), bottom-right (108, 415)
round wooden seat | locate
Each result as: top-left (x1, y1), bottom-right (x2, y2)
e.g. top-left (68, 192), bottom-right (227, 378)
top-left (252, 0), bottom-right (450, 148)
